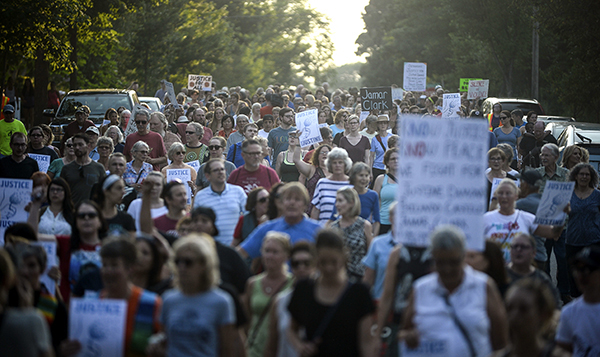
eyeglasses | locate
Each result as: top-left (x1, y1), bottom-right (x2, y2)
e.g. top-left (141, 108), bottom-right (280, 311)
top-left (98, 146), bottom-right (111, 150)
top-left (66, 144), bottom-right (74, 148)
top-left (208, 145), bottom-right (222, 150)
top-left (174, 257), bottom-right (197, 268)
top-left (258, 196), bottom-right (269, 203)
top-left (211, 167), bottom-right (226, 173)
top-left (30, 134), bottom-right (43, 138)
top-left (186, 131), bottom-right (197, 135)
top-left (348, 121), bottom-right (359, 125)
top-left (137, 150), bottom-right (149, 155)
top-left (511, 244), bottom-right (532, 251)
top-left (291, 259), bottom-right (311, 268)
top-left (135, 121), bottom-right (148, 125)
top-left (77, 212), bottom-right (98, 220)
top-left (175, 151), bottom-right (185, 155)
top-left (243, 151), bottom-right (262, 156)
top-left (500, 116), bottom-right (508, 120)
top-left (49, 187), bottom-right (64, 193)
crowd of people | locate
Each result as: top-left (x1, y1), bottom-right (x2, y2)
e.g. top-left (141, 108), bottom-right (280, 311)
top-left (0, 82), bottom-right (599, 356)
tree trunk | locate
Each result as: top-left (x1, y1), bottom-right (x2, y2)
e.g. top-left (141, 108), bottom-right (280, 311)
top-left (34, 48), bottom-right (49, 126)
top-left (69, 25), bottom-right (79, 90)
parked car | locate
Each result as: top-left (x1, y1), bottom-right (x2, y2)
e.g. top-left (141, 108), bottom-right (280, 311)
top-left (482, 98), bottom-right (544, 116)
top-left (139, 96), bottom-right (162, 112)
top-left (555, 122), bottom-right (600, 173)
top-left (45, 89), bottom-right (139, 146)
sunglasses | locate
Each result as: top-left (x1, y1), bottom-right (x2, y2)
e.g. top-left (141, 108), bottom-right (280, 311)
top-left (175, 151), bottom-right (185, 155)
top-left (30, 134), bottom-right (43, 138)
top-left (66, 144), bottom-right (74, 148)
top-left (291, 259), bottom-right (311, 268)
top-left (500, 116), bottom-right (508, 119)
top-left (186, 131), bottom-right (197, 135)
top-left (258, 196), bottom-right (269, 203)
top-left (208, 145), bottom-right (222, 150)
top-left (175, 257), bottom-right (197, 268)
top-left (77, 212), bottom-right (98, 220)
top-left (136, 121), bottom-right (148, 125)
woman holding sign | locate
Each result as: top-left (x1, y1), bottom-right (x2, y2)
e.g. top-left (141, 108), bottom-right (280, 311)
top-left (484, 179), bottom-right (566, 263)
top-left (161, 142), bottom-right (197, 184)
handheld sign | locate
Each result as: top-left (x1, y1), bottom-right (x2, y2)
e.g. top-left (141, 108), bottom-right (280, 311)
top-left (400, 339), bottom-right (448, 356)
top-left (395, 115), bottom-right (488, 250)
top-left (33, 241), bottom-right (57, 296)
top-left (392, 87), bottom-right (404, 101)
top-left (166, 169), bottom-right (193, 205)
top-left (360, 87), bottom-right (393, 112)
top-left (123, 104), bottom-right (149, 139)
top-left (69, 298), bottom-right (127, 357)
top-left (296, 109), bottom-right (322, 148)
top-left (0, 178), bottom-right (32, 245)
top-left (442, 93), bottom-right (461, 120)
top-left (459, 78), bottom-right (482, 92)
top-left (359, 111), bottom-right (370, 123)
top-left (29, 154), bottom-right (51, 173)
top-left (467, 79), bottom-right (489, 100)
top-left (534, 181), bottom-right (575, 225)
top-left (403, 63), bottom-right (427, 92)
top-left (186, 160), bottom-right (201, 173)
top-left (188, 74), bottom-right (212, 92)
top-left (164, 80), bottom-right (178, 108)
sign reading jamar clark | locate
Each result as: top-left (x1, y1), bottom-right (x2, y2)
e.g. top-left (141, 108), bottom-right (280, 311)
top-left (360, 87), bottom-right (393, 112)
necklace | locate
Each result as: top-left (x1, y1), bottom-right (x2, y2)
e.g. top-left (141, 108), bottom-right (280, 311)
top-left (265, 286), bottom-right (272, 294)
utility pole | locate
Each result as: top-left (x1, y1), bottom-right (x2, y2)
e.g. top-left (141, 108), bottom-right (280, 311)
top-left (531, 6), bottom-right (539, 100)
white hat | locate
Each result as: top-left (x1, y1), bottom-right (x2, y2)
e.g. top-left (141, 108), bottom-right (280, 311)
top-left (177, 116), bottom-right (189, 123)
top-left (86, 126), bottom-right (100, 135)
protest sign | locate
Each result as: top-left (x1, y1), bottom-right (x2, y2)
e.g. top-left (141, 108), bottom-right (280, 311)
top-left (29, 154), bottom-right (51, 173)
top-left (400, 339), bottom-right (448, 356)
top-left (442, 93), bottom-right (461, 120)
top-left (392, 87), bottom-right (404, 101)
top-left (534, 181), bottom-right (575, 225)
top-left (164, 80), bottom-right (178, 108)
top-left (296, 109), bottom-right (322, 147)
top-left (467, 79), bottom-right (489, 100)
top-left (0, 179), bottom-right (32, 245)
top-left (187, 160), bottom-right (201, 172)
top-left (123, 104), bottom-right (148, 138)
top-left (403, 62), bottom-right (427, 92)
top-left (395, 115), bottom-right (489, 250)
top-left (187, 75), bottom-right (212, 92)
top-left (360, 87), bottom-right (393, 112)
top-left (359, 111), bottom-right (370, 123)
top-left (166, 168), bottom-right (193, 205)
top-left (33, 241), bottom-right (57, 296)
top-left (69, 298), bottom-right (127, 357)
top-left (459, 78), bottom-right (482, 92)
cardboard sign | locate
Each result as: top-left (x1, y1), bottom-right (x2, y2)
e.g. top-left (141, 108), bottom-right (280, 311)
top-left (164, 80), bottom-right (178, 108)
top-left (392, 87), bottom-right (404, 101)
top-left (33, 241), bottom-right (57, 296)
top-left (166, 169), bottom-right (192, 205)
top-left (442, 93), bottom-right (461, 120)
top-left (296, 109), bottom-right (322, 147)
top-left (395, 116), bottom-right (488, 250)
top-left (359, 111), bottom-right (370, 123)
top-left (535, 181), bottom-right (575, 225)
top-left (188, 74), bottom-right (212, 92)
top-left (69, 298), bottom-right (127, 357)
top-left (0, 179), bottom-right (32, 245)
top-left (467, 79), bottom-right (489, 100)
top-left (403, 63), bottom-right (427, 92)
top-left (187, 160), bottom-right (201, 172)
top-left (29, 154), bottom-right (50, 173)
top-left (360, 87), bottom-right (393, 112)
top-left (123, 104), bottom-right (150, 138)
top-left (459, 78), bottom-right (482, 92)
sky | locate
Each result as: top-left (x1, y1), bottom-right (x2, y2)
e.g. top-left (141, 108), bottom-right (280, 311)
top-left (307, 0), bottom-right (370, 67)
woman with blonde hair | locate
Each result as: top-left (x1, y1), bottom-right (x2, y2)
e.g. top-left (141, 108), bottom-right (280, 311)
top-left (161, 142), bottom-right (197, 186)
top-left (149, 111), bottom-right (181, 154)
top-left (561, 145), bottom-right (589, 170)
top-left (153, 234), bottom-right (235, 356)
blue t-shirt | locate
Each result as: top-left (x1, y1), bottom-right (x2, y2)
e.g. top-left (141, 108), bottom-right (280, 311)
top-left (493, 127), bottom-right (521, 158)
top-left (240, 217), bottom-right (321, 259)
top-left (161, 288), bottom-right (235, 357)
top-left (226, 141), bottom-right (245, 168)
top-left (370, 134), bottom-right (390, 170)
top-left (329, 189), bottom-right (380, 223)
top-left (361, 233), bottom-right (396, 299)
top-left (567, 189), bottom-right (600, 246)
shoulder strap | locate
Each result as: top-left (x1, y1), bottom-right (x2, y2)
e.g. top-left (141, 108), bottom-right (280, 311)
top-left (247, 278), bottom-right (290, 348)
top-left (312, 282), bottom-right (353, 342)
top-left (387, 173), bottom-right (397, 183)
top-left (442, 294), bottom-right (476, 357)
top-left (376, 135), bottom-right (386, 152)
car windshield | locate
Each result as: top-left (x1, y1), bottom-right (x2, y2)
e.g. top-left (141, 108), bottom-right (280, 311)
top-left (497, 102), bottom-right (542, 115)
top-left (57, 94), bottom-right (133, 117)
top-left (574, 130), bottom-right (600, 143)
top-left (141, 99), bottom-right (160, 111)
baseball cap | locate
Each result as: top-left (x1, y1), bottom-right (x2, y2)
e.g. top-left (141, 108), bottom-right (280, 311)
top-left (75, 107), bottom-right (86, 114)
top-left (86, 126), bottom-right (100, 136)
top-left (517, 169), bottom-right (542, 187)
top-left (3, 104), bottom-right (14, 113)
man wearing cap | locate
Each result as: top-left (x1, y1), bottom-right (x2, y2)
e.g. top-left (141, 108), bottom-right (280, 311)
top-left (516, 169), bottom-right (548, 270)
top-left (123, 109), bottom-right (167, 171)
top-left (0, 132), bottom-right (39, 178)
top-left (0, 104), bottom-right (27, 157)
top-left (86, 126), bottom-right (101, 160)
top-left (556, 246), bottom-right (600, 355)
top-left (61, 106), bottom-right (95, 152)
top-left (61, 133), bottom-right (106, 205)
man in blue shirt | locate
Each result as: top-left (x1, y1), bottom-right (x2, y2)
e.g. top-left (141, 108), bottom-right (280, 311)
top-left (238, 182), bottom-right (321, 259)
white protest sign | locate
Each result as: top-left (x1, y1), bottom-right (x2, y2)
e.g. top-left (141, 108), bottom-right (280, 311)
top-left (167, 169), bottom-right (193, 205)
top-left (29, 154), bottom-right (51, 173)
top-left (399, 339), bottom-right (448, 356)
top-left (69, 298), bottom-right (127, 357)
top-left (123, 104), bottom-right (149, 139)
top-left (186, 160), bottom-right (201, 172)
top-left (187, 75), bottom-right (212, 91)
top-left (395, 115), bottom-right (489, 250)
top-left (442, 93), bottom-right (461, 120)
top-left (0, 179), bottom-right (32, 245)
top-left (403, 62), bottom-right (427, 92)
top-left (296, 109), bottom-right (322, 148)
top-left (392, 87), bottom-right (404, 101)
top-left (468, 79), bottom-right (489, 100)
top-left (359, 111), bottom-right (370, 123)
top-left (164, 81), bottom-right (178, 108)
top-left (33, 241), bottom-right (57, 296)
top-left (534, 181), bottom-right (575, 225)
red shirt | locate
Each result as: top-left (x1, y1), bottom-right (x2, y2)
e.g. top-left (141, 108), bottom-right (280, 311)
top-left (153, 214), bottom-right (179, 235)
top-left (227, 164), bottom-right (280, 193)
top-left (123, 131), bottom-right (167, 171)
top-left (259, 105), bottom-right (273, 117)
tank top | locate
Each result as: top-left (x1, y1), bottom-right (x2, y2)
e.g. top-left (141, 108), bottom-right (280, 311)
top-left (380, 175), bottom-right (397, 224)
top-left (331, 216), bottom-right (368, 281)
top-left (279, 151), bottom-right (300, 182)
top-left (305, 167), bottom-right (325, 214)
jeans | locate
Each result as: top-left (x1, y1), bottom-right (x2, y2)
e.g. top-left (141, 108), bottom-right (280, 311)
top-left (544, 231), bottom-right (570, 295)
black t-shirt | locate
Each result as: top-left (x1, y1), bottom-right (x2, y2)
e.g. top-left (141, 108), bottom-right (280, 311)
top-left (61, 161), bottom-right (106, 205)
top-left (105, 210), bottom-right (136, 237)
top-left (216, 241), bottom-right (251, 295)
top-left (0, 156), bottom-right (39, 179)
top-left (29, 146), bottom-right (59, 162)
top-left (288, 279), bottom-right (375, 357)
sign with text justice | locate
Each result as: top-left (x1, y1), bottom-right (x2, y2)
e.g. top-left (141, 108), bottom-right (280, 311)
top-left (395, 116), bottom-right (488, 250)
top-left (360, 87), bottom-right (393, 112)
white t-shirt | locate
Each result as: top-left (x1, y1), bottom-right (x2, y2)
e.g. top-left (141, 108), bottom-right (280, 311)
top-left (258, 129), bottom-right (270, 139)
top-left (556, 297), bottom-right (600, 356)
top-left (483, 209), bottom-right (538, 262)
top-left (127, 198), bottom-right (169, 233)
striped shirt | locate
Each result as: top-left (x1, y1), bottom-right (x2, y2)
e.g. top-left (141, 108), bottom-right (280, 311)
top-left (311, 178), bottom-right (350, 222)
top-left (193, 184), bottom-right (247, 245)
